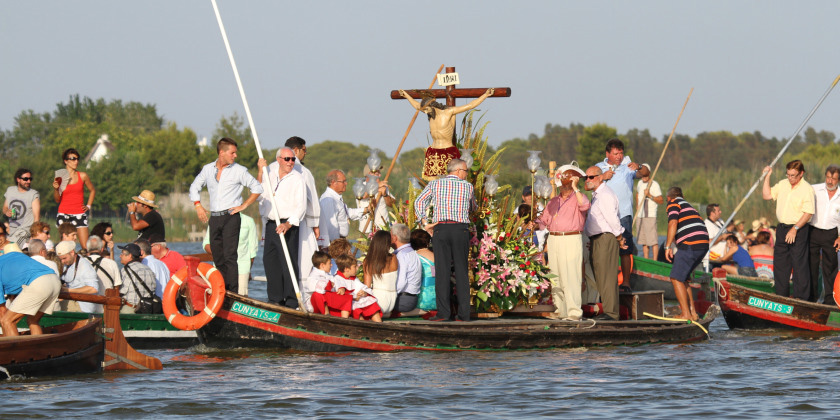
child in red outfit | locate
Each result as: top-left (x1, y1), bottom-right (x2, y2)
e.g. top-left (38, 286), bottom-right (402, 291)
top-left (309, 251), bottom-right (351, 317)
top-left (335, 255), bottom-right (382, 322)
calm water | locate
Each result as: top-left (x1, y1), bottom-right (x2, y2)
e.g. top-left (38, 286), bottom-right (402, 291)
top-left (3, 243), bottom-right (840, 418)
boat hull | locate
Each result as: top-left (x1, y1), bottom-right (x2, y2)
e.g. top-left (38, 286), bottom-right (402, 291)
top-left (0, 319), bottom-right (104, 379)
top-left (631, 256), bottom-right (712, 301)
top-left (717, 279), bottom-right (840, 331)
top-left (195, 292), bottom-right (718, 351)
top-left (27, 311), bottom-right (198, 349)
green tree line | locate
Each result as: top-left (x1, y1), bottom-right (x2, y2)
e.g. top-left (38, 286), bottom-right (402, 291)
top-left (2, 95), bottom-right (838, 232)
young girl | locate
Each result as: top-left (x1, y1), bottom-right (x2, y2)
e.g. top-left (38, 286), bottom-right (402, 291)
top-left (335, 255), bottom-right (382, 322)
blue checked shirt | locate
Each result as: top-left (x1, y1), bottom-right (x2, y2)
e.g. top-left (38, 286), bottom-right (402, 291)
top-left (414, 175), bottom-right (476, 224)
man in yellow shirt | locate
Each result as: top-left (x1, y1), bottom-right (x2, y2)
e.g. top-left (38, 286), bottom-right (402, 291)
top-left (762, 160), bottom-right (814, 300)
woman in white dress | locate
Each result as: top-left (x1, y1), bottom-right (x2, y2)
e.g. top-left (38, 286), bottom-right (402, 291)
top-left (363, 230), bottom-right (398, 315)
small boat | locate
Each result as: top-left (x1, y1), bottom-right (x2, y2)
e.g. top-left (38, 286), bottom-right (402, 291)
top-left (1, 289), bottom-right (162, 380)
top-left (630, 256), bottom-right (713, 301)
top-left (716, 270), bottom-right (840, 331)
top-left (0, 318), bottom-right (103, 379)
top-left (191, 292), bottom-right (718, 351)
top-left (30, 311), bottom-right (198, 349)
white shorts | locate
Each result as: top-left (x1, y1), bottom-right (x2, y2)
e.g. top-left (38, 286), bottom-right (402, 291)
top-left (8, 274), bottom-right (61, 316)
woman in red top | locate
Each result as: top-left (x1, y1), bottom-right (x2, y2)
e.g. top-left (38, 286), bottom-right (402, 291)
top-left (52, 148), bottom-right (96, 251)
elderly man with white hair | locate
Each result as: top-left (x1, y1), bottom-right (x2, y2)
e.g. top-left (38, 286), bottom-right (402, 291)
top-left (28, 239), bottom-right (59, 276)
top-left (55, 240), bottom-right (100, 313)
top-left (85, 235), bottom-right (121, 291)
top-left (391, 223), bottom-right (422, 314)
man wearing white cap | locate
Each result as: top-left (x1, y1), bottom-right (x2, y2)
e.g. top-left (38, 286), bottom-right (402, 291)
top-left (55, 240), bottom-right (100, 313)
top-left (535, 162), bottom-right (590, 321)
top-left (636, 163), bottom-right (663, 259)
top-left (128, 189), bottom-right (165, 241)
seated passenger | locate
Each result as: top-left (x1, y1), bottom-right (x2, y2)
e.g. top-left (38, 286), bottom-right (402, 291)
top-left (118, 243), bottom-right (159, 314)
top-left (749, 231), bottom-right (774, 279)
top-left (720, 234), bottom-right (757, 277)
top-left (411, 229), bottom-right (436, 313)
top-left (339, 255), bottom-right (382, 322)
top-left (55, 240), bottom-right (100, 312)
top-left (308, 250), bottom-right (345, 315)
top-left (327, 238), bottom-right (353, 276)
top-left (314, 254), bottom-right (354, 318)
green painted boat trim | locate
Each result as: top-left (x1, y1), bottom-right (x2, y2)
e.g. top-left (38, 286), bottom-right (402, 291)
top-left (20, 311), bottom-right (179, 331)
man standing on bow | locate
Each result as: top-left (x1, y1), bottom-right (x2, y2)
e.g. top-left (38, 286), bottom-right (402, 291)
top-left (258, 147), bottom-right (306, 308)
top-left (584, 166), bottom-right (627, 321)
top-left (414, 158), bottom-right (476, 322)
top-left (595, 139), bottom-right (640, 289)
top-left (808, 164), bottom-right (840, 304)
top-left (190, 137), bottom-right (263, 293)
top-left (762, 160), bottom-right (814, 300)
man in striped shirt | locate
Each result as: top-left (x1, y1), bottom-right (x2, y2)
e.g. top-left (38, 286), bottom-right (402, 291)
top-left (664, 186), bottom-right (709, 321)
top-left (414, 158), bottom-right (476, 322)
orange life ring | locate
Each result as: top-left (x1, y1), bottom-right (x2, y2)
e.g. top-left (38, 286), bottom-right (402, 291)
top-left (163, 262), bottom-right (226, 331)
top-left (834, 270), bottom-right (840, 310)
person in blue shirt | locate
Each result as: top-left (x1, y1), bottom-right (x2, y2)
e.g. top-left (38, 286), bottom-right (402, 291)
top-left (720, 234), bottom-right (758, 277)
top-left (0, 249), bottom-right (61, 336)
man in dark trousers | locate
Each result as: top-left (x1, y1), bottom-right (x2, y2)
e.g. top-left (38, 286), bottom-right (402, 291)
top-left (414, 158), bottom-right (475, 321)
top-left (189, 138), bottom-right (262, 293)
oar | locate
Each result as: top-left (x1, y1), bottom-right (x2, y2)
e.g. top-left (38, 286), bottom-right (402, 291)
top-left (361, 64), bottom-right (445, 233)
top-left (711, 74), bottom-right (840, 246)
top-left (211, 0), bottom-right (305, 312)
top-left (632, 88), bottom-right (693, 230)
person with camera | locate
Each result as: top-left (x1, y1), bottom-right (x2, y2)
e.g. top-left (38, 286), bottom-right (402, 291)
top-left (118, 243), bottom-right (159, 314)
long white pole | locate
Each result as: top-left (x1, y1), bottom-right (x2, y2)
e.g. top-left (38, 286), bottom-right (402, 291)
top-left (711, 74), bottom-right (840, 247)
top-left (210, 0), bottom-right (305, 311)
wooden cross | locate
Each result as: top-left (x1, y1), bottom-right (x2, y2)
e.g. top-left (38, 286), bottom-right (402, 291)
top-left (390, 66), bottom-right (511, 107)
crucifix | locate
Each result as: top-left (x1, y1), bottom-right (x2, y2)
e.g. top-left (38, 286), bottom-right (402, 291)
top-left (391, 66), bottom-right (511, 180)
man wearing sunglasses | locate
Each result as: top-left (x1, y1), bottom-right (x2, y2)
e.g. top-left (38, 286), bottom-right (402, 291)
top-left (3, 168), bottom-right (40, 248)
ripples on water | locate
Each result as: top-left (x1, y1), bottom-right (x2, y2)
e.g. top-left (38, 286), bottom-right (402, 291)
top-left (4, 244), bottom-right (840, 418)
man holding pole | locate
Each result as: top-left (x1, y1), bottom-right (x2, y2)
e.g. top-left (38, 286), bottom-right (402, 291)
top-left (258, 147), bottom-right (306, 308)
top-left (762, 160), bottom-right (814, 300)
top-left (190, 137), bottom-right (263, 294)
top-left (284, 136), bottom-right (321, 286)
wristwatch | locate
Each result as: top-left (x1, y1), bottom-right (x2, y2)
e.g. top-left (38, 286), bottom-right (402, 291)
top-left (793, 225), bottom-right (800, 231)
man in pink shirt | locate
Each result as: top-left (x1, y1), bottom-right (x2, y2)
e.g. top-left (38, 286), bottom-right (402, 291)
top-left (148, 234), bottom-right (186, 276)
top-left (583, 166), bottom-right (627, 320)
top-left (536, 163), bottom-right (590, 321)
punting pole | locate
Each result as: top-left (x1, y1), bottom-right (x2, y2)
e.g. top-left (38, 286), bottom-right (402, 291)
top-left (711, 74), bottom-right (840, 247)
top-left (632, 88), bottom-right (693, 230)
top-left (361, 64), bottom-right (445, 233)
top-left (210, 0), bottom-right (305, 311)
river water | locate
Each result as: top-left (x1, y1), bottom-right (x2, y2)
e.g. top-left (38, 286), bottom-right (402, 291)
top-left (2, 243), bottom-right (840, 418)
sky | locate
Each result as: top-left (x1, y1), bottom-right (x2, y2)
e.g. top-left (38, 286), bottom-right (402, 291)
top-left (3, 1), bottom-right (840, 158)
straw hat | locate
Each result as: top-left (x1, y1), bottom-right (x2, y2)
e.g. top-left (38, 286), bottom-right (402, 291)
top-left (132, 190), bottom-right (158, 208)
top-left (554, 161), bottom-right (586, 186)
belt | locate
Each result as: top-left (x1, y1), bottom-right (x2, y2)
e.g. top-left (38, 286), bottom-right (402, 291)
top-left (437, 220), bottom-right (466, 224)
top-left (549, 231), bottom-right (581, 236)
top-left (267, 219), bottom-right (289, 224)
top-left (210, 210), bottom-right (231, 217)
top-left (398, 292), bottom-right (418, 297)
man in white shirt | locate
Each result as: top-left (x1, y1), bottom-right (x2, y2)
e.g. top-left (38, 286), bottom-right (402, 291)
top-left (636, 164), bottom-right (663, 259)
top-left (284, 137), bottom-right (321, 291)
top-left (318, 170), bottom-right (365, 248)
top-left (258, 147), bottom-right (307, 308)
top-left (135, 238), bottom-right (169, 298)
top-left (358, 168), bottom-right (396, 234)
top-left (85, 235), bottom-right (121, 291)
top-left (391, 223), bottom-right (421, 313)
top-left (28, 239), bottom-right (59, 276)
top-left (809, 165), bottom-right (840, 304)
top-left (703, 203), bottom-right (725, 270)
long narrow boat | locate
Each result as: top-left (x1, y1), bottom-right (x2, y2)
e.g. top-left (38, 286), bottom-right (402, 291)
top-left (630, 256), bottom-right (713, 301)
top-left (28, 311), bottom-right (198, 349)
top-left (186, 290), bottom-right (718, 351)
top-left (0, 318), bottom-right (103, 379)
top-left (716, 270), bottom-right (840, 331)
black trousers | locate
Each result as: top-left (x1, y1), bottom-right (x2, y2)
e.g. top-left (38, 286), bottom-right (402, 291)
top-left (209, 213), bottom-right (240, 293)
top-left (264, 221), bottom-right (299, 308)
top-left (432, 223), bottom-right (470, 321)
top-left (809, 226), bottom-right (838, 304)
top-left (774, 224), bottom-right (810, 300)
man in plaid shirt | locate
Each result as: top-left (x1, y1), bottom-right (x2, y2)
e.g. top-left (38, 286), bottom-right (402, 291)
top-left (414, 158), bottom-right (476, 321)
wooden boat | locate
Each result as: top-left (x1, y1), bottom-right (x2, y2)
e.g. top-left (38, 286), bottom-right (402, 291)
top-left (29, 311), bottom-right (198, 349)
top-left (716, 270), bottom-right (840, 331)
top-left (0, 318), bottom-right (103, 379)
top-left (185, 290), bottom-right (718, 351)
top-left (630, 256), bottom-right (713, 301)
top-left (1, 289), bottom-right (162, 380)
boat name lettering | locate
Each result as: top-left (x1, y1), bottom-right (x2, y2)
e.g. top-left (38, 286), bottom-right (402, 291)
top-left (231, 301), bottom-right (280, 323)
top-left (747, 296), bottom-right (793, 315)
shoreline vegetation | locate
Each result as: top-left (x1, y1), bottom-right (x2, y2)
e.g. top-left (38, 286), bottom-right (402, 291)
top-left (5, 95), bottom-right (840, 241)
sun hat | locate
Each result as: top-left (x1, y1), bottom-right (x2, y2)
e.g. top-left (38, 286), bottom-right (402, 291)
top-left (132, 190), bottom-right (158, 208)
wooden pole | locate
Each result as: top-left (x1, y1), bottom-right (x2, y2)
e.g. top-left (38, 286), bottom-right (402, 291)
top-left (711, 74), bottom-right (840, 246)
top-left (632, 88), bottom-right (693, 229)
top-left (361, 64), bottom-right (445, 233)
top-left (211, 0), bottom-right (305, 311)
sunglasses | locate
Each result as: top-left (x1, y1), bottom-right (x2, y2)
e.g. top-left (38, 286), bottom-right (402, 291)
top-left (43, 230), bottom-right (50, 234)
top-left (280, 157), bottom-right (295, 162)
top-left (104, 231), bottom-right (113, 235)
top-left (585, 175), bottom-right (599, 180)
top-left (66, 157), bottom-right (79, 161)
top-left (19, 177), bottom-right (32, 181)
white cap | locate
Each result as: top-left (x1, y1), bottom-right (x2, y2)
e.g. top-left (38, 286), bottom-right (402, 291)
top-left (55, 241), bottom-right (76, 256)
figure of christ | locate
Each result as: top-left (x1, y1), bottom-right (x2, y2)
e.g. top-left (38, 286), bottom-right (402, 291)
top-left (398, 88), bottom-right (495, 180)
